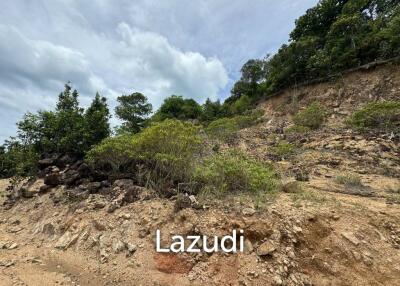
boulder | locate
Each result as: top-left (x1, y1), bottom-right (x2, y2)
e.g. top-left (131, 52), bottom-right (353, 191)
top-left (38, 158), bottom-right (56, 169)
top-left (256, 241), bottom-right (276, 256)
top-left (44, 173), bottom-right (60, 187)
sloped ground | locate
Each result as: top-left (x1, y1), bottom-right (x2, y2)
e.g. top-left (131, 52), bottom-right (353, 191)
top-left (0, 180), bottom-right (400, 286)
top-left (1, 64), bottom-right (400, 286)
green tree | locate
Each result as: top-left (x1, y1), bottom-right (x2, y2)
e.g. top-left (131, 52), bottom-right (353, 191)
top-left (84, 92), bottom-right (111, 148)
top-left (115, 92), bottom-right (153, 134)
top-left (153, 95), bottom-right (202, 121)
top-left (201, 98), bottom-right (223, 122)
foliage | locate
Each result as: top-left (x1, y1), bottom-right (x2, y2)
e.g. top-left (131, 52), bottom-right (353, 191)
top-left (193, 150), bottom-right (277, 195)
top-left (226, 0), bottom-right (400, 106)
top-left (293, 102), bottom-right (327, 129)
top-left (84, 93), bottom-right (111, 149)
top-left (153, 95), bottom-right (202, 121)
top-left (115, 92), bottom-right (152, 134)
top-left (200, 98), bottom-right (225, 122)
top-left (285, 125), bottom-right (311, 134)
top-left (205, 109), bottom-right (264, 140)
top-left (347, 101), bottom-right (400, 131)
top-left (335, 173), bottom-right (363, 187)
top-left (87, 119), bottom-right (203, 189)
top-left (270, 141), bottom-right (296, 158)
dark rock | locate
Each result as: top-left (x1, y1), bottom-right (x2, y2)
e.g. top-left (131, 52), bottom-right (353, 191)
top-left (77, 163), bottom-right (91, 177)
top-left (86, 182), bottom-right (102, 193)
top-left (20, 187), bottom-right (35, 198)
top-left (44, 173), bottom-right (60, 187)
top-left (56, 154), bottom-right (75, 168)
top-left (113, 179), bottom-right (134, 189)
top-left (38, 158), bottom-right (56, 169)
top-left (39, 185), bottom-right (51, 194)
top-left (174, 195), bottom-right (191, 212)
top-left (63, 170), bottom-right (81, 186)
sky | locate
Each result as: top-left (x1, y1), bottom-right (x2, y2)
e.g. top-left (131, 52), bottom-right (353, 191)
top-left (0, 0), bottom-right (318, 143)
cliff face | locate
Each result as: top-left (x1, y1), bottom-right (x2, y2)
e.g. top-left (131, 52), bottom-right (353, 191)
top-left (0, 65), bottom-right (399, 286)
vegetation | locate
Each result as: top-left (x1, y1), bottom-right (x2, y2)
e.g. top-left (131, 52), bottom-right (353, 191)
top-left (205, 110), bottom-right (264, 140)
top-left (115, 92), bottom-right (152, 134)
top-left (152, 95), bottom-right (202, 121)
top-left (335, 173), bottom-right (363, 187)
top-left (227, 0), bottom-right (400, 107)
top-left (193, 150), bottom-right (278, 195)
top-left (285, 125), bottom-right (311, 134)
top-left (293, 102), bottom-right (327, 129)
top-left (270, 141), bottom-right (297, 159)
top-left (87, 119), bottom-right (203, 189)
top-left (348, 101), bottom-right (400, 131)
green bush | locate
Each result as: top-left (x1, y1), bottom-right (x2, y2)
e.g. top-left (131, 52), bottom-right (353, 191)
top-left (270, 141), bottom-right (296, 158)
top-left (285, 125), bottom-right (311, 134)
top-left (87, 119), bottom-right (203, 188)
top-left (193, 150), bottom-right (277, 195)
top-left (347, 101), bottom-right (400, 132)
top-left (293, 102), bottom-right (327, 129)
top-left (205, 109), bottom-right (264, 140)
top-left (335, 173), bottom-right (362, 187)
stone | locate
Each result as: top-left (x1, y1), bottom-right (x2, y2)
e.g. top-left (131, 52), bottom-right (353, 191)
top-left (92, 220), bottom-right (107, 231)
top-left (107, 202), bottom-right (120, 213)
top-left (112, 240), bottom-right (126, 254)
top-left (8, 243), bottom-right (18, 250)
top-left (341, 232), bottom-right (360, 246)
top-left (127, 243), bottom-right (137, 254)
top-left (273, 275), bottom-right (283, 285)
top-left (44, 173), bottom-right (60, 187)
top-left (55, 231), bottom-right (79, 249)
top-left (38, 158), bottom-right (56, 169)
top-left (242, 208), bottom-right (256, 216)
top-left (257, 241), bottom-right (276, 256)
top-left (86, 182), bottom-right (102, 193)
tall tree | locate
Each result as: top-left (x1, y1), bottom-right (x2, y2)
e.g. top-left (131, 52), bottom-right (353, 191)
top-left (84, 93), bottom-right (111, 148)
top-left (115, 92), bottom-right (152, 133)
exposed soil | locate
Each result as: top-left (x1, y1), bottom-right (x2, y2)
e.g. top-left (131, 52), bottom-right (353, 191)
top-left (0, 64), bottom-right (399, 286)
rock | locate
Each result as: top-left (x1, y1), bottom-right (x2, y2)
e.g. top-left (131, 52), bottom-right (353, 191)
top-left (341, 232), bottom-right (360, 246)
top-left (55, 231), bottom-right (79, 249)
top-left (56, 154), bottom-right (75, 168)
top-left (107, 202), bottom-right (120, 213)
top-left (127, 243), bottom-right (137, 255)
top-left (112, 240), bottom-right (126, 254)
top-left (93, 201), bottom-right (106, 210)
top-left (100, 248), bottom-right (108, 263)
top-left (273, 275), bottom-right (283, 285)
top-left (20, 187), bottom-right (35, 198)
top-left (63, 170), bottom-right (81, 186)
top-left (8, 243), bottom-right (18, 250)
top-left (92, 220), bottom-right (107, 231)
top-left (86, 182), bottom-right (102, 193)
top-left (44, 173), bottom-right (60, 187)
top-left (293, 226), bottom-right (303, 234)
top-left (113, 179), bottom-right (134, 189)
top-left (0, 260), bottom-right (15, 267)
top-left (242, 208), bottom-right (256, 216)
top-left (256, 241), bottom-right (276, 256)
top-left (38, 158), bottom-right (56, 169)
top-left (280, 180), bottom-right (301, 193)
top-left (77, 163), bottom-right (91, 177)
top-left (39, 184), bottom-right (52, 193)
top-left (243, 239), bottom-right (253, 253)
top-left (174, 195), bottom-right (191, 212)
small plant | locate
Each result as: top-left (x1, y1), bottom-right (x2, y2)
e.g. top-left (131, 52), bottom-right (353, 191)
top-left (205, 109), bottom-right (264, 140)
top-left (335, 173), bottom-right (362, 187)
top-left (270, 140), bottom-right (297, 158)
top-left (293, 102), bottom-right (327, 129)
top-left (193, 150), bottom-right (278, 195)
top-left (285, 125), bottom-right (311, 134)
top-left (347, 101), bottom-right (400, 132)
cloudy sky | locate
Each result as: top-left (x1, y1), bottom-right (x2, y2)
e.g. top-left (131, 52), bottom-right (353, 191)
top-left (0, 0), bottom-right (318, 143)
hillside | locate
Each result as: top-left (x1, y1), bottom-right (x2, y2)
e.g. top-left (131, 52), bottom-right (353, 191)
top-left (1, 64), bottom-right (399, 286)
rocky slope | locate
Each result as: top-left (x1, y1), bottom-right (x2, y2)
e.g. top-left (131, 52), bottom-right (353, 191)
top-left (0, 63), bottom-right (399, 286)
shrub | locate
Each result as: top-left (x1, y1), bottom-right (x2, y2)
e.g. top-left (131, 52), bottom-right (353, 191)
top-left (285, 125), bottom-right (311, 134)
top-left (193, 150), bottom-right (277, 195)
top-left (335, 173), bottom-right (362, 187)
top-left (293, 102), bottom-right (327, 129)
top-left (87, 119), bottom-right (203, 188)
top-left (205, 109), bottom-right (264, 140)
top-left (270, 141), bottom-right (296, 158)
top-left (347, 101), bottom-right (400, 132)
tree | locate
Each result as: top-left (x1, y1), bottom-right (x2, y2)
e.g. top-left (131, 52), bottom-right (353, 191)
top-left (115, 92), bottom-right (152, 134)
top-left (201, 98), bottom-right (223, 122)
top-left (153, 95), bottom-right (202, 121)
top-left (84, 92), bottom-right (111, 148)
